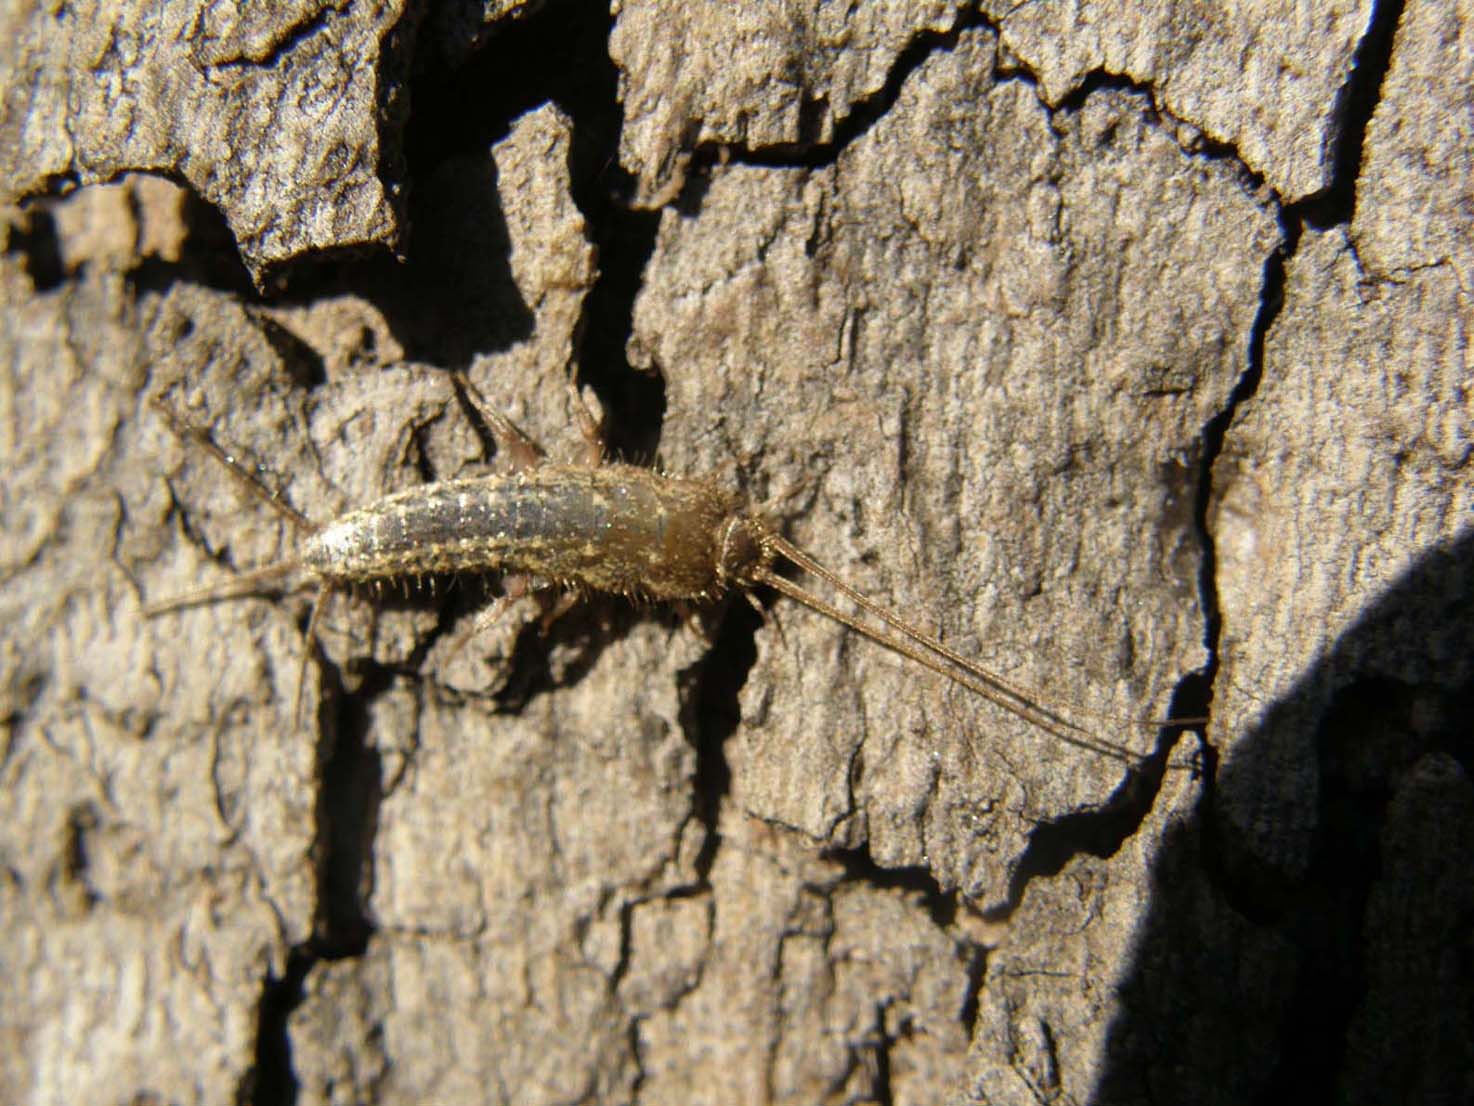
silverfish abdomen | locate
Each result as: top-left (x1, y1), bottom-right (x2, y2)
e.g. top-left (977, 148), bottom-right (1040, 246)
top-left (300, 464), bottom-right (742, 600)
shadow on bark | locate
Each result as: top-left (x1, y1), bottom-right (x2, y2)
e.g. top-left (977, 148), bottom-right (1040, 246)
top-left (1097, 529), bottom-right (1474, 1105)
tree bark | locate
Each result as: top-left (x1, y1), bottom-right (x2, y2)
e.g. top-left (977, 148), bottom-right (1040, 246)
top-left (1, 3), bottom-right (1468, 1104)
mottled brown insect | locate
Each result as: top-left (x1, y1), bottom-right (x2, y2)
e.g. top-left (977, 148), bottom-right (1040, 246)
top-left (145, 380), bottom-right (1186, 757)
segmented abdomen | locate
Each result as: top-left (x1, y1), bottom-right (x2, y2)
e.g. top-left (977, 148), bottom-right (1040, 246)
top-left (299, 464), bottom-right (740, 601)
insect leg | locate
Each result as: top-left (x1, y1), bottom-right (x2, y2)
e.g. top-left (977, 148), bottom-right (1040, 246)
top-left (747, 590), bottom-right (790, 653)
top-left (466, 573), bottom-right (532, 637)
top-left (665, 600), bottom-right (698, 643)
top-left (535, 588), bottom-right (581, 636)
top-left (565, 380), bottom-right (605, 466)
top-left (453, 373), bottom-right (546, 471)
top-left (148, 396), bottom-right (313, 531)
top-left (438, 574), bottom-right (540, 670)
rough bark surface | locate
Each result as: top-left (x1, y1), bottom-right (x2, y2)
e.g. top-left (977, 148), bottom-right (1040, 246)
top-left (977, 0), bottom-right (1377, 201)
top-left (609, 0), bottom-right (970, 203)
top-left (0, 0), bottom-right (410, 285)
top-left (2, 3), bottom-right (1468, 1105)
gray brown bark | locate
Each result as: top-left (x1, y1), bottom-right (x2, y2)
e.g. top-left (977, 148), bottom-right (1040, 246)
top-left (1, 2), bottom-right (1468, 1104)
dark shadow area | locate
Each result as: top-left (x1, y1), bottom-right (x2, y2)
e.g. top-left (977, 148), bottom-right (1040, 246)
top-left (1086, 5), bottom-right (1471, 1097)
top-left (1094, 530), bottom-right (1474, 1105)
top-left (130, 177), bottom-right (260, 297)
top-left (273, 0), bottom-right (666, 458)
top-left (824, 840), bottom-right (959, 928)
top-left (246, 945), bottom-right (315, 1106)
top-left (996, 717), bottom-right (1200, 914)
top-left (366, 0), bottom-right (665, 459)
top-left (678, 595), bottom-right (762, 884)
top-left (722, 7), bottom-right (995, 172)
top-left (1, 173), bottom-right (259, 299)
top-left (1303, 0), bottom-right (1405, 229)
top-left (486, 595), bottom-right (646, 713)
top-left (823, 840), bottom-right (990, 1075)
top-left (270, 130), bottom-right (535, 374)
top-left (2, 204), bottom-right (64, 291)
top-left (315, 658), bottom-right (389, 957)
top-left (247, 649), bottom-right (385, 1106)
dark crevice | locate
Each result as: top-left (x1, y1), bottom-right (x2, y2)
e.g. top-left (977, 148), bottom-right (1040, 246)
top-left (1051, 67), bottom-right (1166, 117)
top-left (626, 1013), bottom-right (648, 1105)
top-left (957, 940), bottom-right (989, 1036)
top-left (247, 945), bottom-right (314, 1106)
top-left (823, 841), bottom-right (957, 930)
top-left (1044, 67), bottom-right (1268, 199)
top-left (249, 652), bottom-right (385, 1106)
top-left (403, 0), bottom-right (665, 462)
top-left (872, 1001), bottom-right (896, 1106)
top-left (162, 478), bottom-right (239, 571)
top-left (60, 802), bottom-right (101, 910)
top-left (3, 205), bottom-right (64, 291)
top-left (1153, 5), bottom-right (1412, 1095)
top-left (679, 597), bottom-right (762, 884)
top-left (248, 311), bottom-right (329, 390)
top-left (993, 721), bottom-right (1198, 918)
top-left (572, 192), bottom-right (666, 465)
top-left (672, 7), bottom-right (996, 186)
top-left (405, 0), bottom-right (611, 166)
top-left (557, 24), bottom-right (665, 465)
top-left (406, 417), bottom-right (440, 485)
top-left (8, 174), bottom-right (255, 297)
top-left (210, 4), bottom-right (339, 69)
top-left (487, 598), bottom-right (631, 712)
top-left (1190, 220), bottom-right (1293, 920)
top-left (1299, 0), bottom-right (1405, 229)
top-left (1191, 0), bottom-right (1405, 918)
top-left (607, 897), bottom-right (639, 993)
top-left (126, 179), bottom-right (259, 298)
top-left (315, 656), bottom-right (388, 957)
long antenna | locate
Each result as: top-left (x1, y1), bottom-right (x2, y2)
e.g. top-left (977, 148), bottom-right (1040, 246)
top-left (757, 533), bottom-right (1201, 761)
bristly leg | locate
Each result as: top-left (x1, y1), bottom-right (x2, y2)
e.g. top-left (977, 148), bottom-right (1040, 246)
top-left (148, 396), bottom-right (312, 531)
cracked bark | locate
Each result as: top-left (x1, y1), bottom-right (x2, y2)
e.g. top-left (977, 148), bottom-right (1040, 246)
top-left (2, 2), bottom-right (1469, 1105)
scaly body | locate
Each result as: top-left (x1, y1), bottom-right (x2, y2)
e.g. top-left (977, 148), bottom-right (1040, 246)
top-left (304, 464), bottom-right (746, 601)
